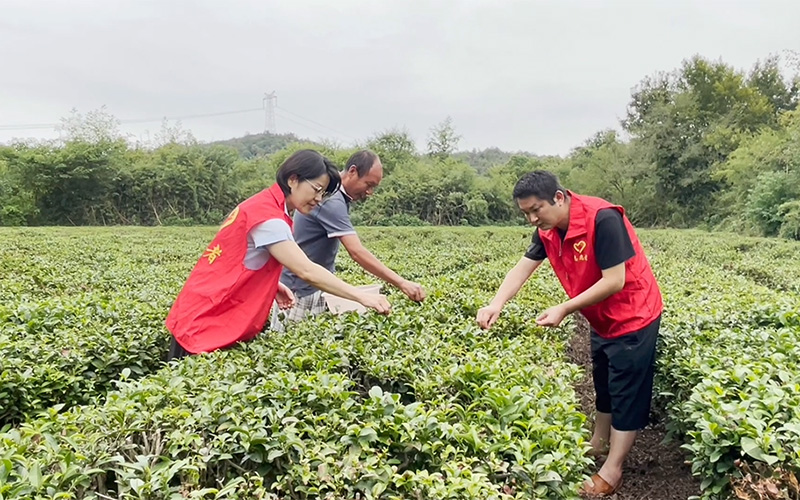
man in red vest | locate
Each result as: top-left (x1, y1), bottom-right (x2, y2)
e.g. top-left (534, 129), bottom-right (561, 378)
top-left (476, 170), bottom-right (663, 497)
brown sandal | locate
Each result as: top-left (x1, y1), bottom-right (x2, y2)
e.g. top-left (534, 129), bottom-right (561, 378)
top-left (579, 473), bottom-right (623, 497)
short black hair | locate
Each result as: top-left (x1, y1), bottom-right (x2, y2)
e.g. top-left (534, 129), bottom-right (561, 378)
top-left (276, 149), bottom-right (341, 196)
top-left (512, 170), bottom-right (565, 205)
top-left (345, 149), bottom-right (379, 177)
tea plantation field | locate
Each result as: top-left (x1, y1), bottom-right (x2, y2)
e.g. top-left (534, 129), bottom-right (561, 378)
top-left (1, 227), bottom-right (799, 499)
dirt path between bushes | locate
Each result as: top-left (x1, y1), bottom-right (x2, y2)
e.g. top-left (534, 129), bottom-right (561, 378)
top-left (567, 315), bottom-right (702, 500)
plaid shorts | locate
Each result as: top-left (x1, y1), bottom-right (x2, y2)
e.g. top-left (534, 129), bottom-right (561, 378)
top-left (269, 290), bottom-right (327, 332)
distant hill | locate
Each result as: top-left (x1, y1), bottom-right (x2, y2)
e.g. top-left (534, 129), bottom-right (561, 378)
top-left (452, 147), bottom-right (540, 174)
top-left (208, 132), bottom-right (311, 158)
top-left (208, 133), bottom-right (541, 173)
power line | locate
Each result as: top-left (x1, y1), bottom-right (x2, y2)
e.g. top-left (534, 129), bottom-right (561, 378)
top-left (0, 101), bottom-right (359, 143)
top-left (275, 105), bottom-right (358, 140)
top-left (274, 112), bottom-right (353, 141)
top-left (0, 107), bottom-right (263, 131)
top-left (0, 122), bottom-right (58, 131)
top-left (121, 107), bottom-right (263, 124)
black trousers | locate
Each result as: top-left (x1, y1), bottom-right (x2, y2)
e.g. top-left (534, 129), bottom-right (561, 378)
top-left (167, 336), bottom-right (192, 361)
top-left (591, 315), bottom-right (661, 431)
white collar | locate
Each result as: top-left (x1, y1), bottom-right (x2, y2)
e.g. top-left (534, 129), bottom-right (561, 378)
top-left (340, 184), bottom-right (353, 201)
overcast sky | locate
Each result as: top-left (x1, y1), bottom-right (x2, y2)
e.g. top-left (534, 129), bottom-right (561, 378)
top-left (1, 0), bottom-right (798, 155)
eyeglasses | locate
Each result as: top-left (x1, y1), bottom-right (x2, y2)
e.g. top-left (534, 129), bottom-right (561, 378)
top-left (304, 179), bottom-right (332, 200)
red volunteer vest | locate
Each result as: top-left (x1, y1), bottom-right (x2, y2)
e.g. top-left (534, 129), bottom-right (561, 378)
top-left (538, 192), bottom-right (663, 338)
top-left (166, 183), bottom-right (292, 353)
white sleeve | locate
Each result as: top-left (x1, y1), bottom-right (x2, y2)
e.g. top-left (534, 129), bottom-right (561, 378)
top-left (250, 219), bottom-right (294, 248)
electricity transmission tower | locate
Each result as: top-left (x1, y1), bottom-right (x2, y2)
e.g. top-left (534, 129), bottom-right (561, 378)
top-left (263, 91), bottom-right (277, 133)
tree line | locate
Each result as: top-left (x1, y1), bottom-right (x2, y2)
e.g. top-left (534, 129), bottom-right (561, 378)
top-left (1, 54), bottom-right (798, 239)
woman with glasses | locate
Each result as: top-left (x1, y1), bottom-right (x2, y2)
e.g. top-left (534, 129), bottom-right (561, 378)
top-left (165, 149), bottom-right (391, 360)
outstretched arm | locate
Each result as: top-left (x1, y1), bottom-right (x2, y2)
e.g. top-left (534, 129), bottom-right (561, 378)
top-left (269, 239), bottom-right (391, 314)
top-left (340, 233), bottom-right (426, 302)
top-left (535, 262), bottom-right (625, 327)
top-left (476, 256), bottom-right (542, 329)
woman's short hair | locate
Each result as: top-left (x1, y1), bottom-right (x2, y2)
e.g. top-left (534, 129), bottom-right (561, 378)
top-left (276, 149), bottom-right (341, 196)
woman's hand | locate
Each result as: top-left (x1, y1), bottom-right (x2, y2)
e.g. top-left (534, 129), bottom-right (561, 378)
top-left (276, 282), bottom-right (296, 310)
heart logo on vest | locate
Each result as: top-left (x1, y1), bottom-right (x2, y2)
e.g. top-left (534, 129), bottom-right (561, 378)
top-left (573, 240), bottom-right (586, 254)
